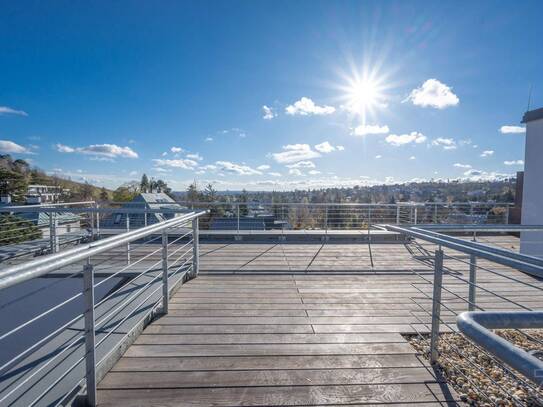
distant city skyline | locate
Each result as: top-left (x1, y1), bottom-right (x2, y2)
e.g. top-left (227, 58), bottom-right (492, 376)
top-left (0, 1), bottom-right (541, 190)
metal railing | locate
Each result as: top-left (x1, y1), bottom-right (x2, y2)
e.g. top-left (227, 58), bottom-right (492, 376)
top-left (0, 202), bottom-right (97, 261)
top-left (0, 210), bottom-right (206, 407)
top-left (389, 224), bottom-right (543, 405)
top-left (177, 201), bottom-right (512, 231)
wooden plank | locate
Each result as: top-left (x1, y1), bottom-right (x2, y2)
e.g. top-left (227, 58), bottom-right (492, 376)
top-left (144, 324), bottom-right (315, 334)
top-left (135, 333), bottom-right (405, 345)
top-left (111, 354), bottom-right (427, 372)
top-left (97, 383), bottom-right (457, 406)
top-left (124, 343), bottom-right (415, 357)
top-left (98, 367), bottom-right (439, 389)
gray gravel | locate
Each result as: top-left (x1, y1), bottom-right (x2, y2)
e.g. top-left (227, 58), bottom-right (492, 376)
top-left (407, 330), bottom-right (543, 406)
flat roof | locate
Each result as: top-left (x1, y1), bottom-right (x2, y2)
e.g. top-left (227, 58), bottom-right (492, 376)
top-left (522, 107), bottom-right (543, 123)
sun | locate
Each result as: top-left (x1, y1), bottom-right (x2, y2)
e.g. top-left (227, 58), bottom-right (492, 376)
top-left (334, 63), bottom-right (391, 125)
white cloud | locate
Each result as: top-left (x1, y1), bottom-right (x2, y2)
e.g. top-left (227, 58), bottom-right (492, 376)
top-left (405, 79), bottom-right (459, 109)
top-left (0, 140), bottom-right (32, 154)
top-left (375, 155), bottom-right (382, 159)
top-left (336, 145), bottom-right (345, 151)
top-left (256, 164), bottom-right (270, 170)
top-left (463, 169), bottom-right (513, 181)
top-left (454, 163), bottom-right (472, 169)
top-left (285, 97), bottom-right (335, 116)
top-left (385, 132), bottom-right (427, 146)
top-left (480, 150), bottom-right (494, 158)
top-left (409, 156), bottom-right (416, 160)
top-left (56, 143), bottom-right (138, 158)
top-left (200, 164), bottom-right (218, 171)
top-left (289, 168), bottom-right (303, 176)
top-left (205, 137), bottom-right (213, 142)
top-left (0, 106), bottom-right (28, 116)
top-left (351, 124), bottom-right (389, 136)
top-left (268, 172), bottom-right (281, 177)
top-left (152, 158), bottom-right (198, 169)
top-left (504, 160), bottom-right (524, 166)
top-left (286, 161), bottom-right (316, 169)
top-left (216, 161), bottom-right (262, 176)
top-left (500, 125), bottom-right (525, 134)
top-left (308, 170), bottom-right (321, 175)
top-left (153, 167), bottom-right (172, 173)
top-left (314, 141), bottom-right (336, 153)
top-left (431, 137), bottom-right (457, 150)
top-left (186, 153), bottom-right (203, 161)
top-left (262, 105), bottom-right (276, 120)
top-left (171, 146), bottom-right (183, 153)
top-left (271, 144), bottom-right (321, 164)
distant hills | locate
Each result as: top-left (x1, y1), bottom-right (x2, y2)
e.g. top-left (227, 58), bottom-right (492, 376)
top-left (0, 154), bottom-right (109, 202)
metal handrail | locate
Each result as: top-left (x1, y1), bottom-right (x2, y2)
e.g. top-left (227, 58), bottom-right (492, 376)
top-left (385, 224), bottom-right (543, 278)
top-left (0, 201), bottom-right (95, 210)
top-left (457, 311), bottom-right (543, 385)
top-left (0, 210), bottom-right (206, 290)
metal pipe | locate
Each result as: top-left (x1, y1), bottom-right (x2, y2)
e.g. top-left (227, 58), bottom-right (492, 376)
top-left (385, 225), bottom-right (543, 277)
top-left (126, 214), bottom-right (130, 265)
top-left (83, 261), bottom-right (96, 406)
top-left (430, 249), bottom-right (444, 364)
top-left (192, 218), bottom-right (199, 276)
top-left (468, 254), bottom-right (477, 311)
top-left (457, 311), bottom-right (543, 385)
top-left (161, 230), bottom-right (169, 314)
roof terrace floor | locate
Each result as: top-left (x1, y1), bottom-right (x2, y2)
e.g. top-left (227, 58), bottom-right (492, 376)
top-left (97, 235), bottom-right (540, 406)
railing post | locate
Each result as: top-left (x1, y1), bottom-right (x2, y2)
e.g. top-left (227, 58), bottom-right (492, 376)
top-left (83, 260), bottom-right (96, 407)
top-left (49, 213), bottom-right (59, 253)
top-left (469, 253), bottom-right (477, 311)
top-left (324, 206), bottom-right (328, 234)
top-left (430, 248), bottom-right (444, 364)
top-left (505, 204), bottom-right (510, 224)
top-left (368, 206), bottom-right (372, 230)
top-left (433, 204), bottom-right (438, 224)
top-left (192, 218), bottom-right (199, 276)
top-left (162, 230), bottom-right (169, 314)
top-left (396, 205), bottom-right (400, 225)
top-left (126, 214), bottom-right (130, 264)
top-left (414, 206), bottom-right (418, 225)
top-left (236, 204), bottom-right (240, 234)
top-left (95, 204), bottom-right (100, 239)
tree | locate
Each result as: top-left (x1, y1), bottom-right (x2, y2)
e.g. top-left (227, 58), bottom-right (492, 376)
top-left (140, 174), bottom-right (149, 193)
top-left (0, 169), bottom-right (28, 202)
top-left (77, 182), bottom-right (94, 201)
top-left (0, 214), bottom-right (42, 246)
top-left (186, 181), bottom-right (200, 204)
top-left (99, 187), bottom-right (109, 201)
top-left (238, 189), bottom-right (249, 216)
top-left (204, 183), bottom-right (216, 202)
top-left (113, 187), bottom-right (137, 202)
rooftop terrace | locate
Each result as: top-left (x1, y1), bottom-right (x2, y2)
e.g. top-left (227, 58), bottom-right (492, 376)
top-left (0, 203), bottom-right (542, 406)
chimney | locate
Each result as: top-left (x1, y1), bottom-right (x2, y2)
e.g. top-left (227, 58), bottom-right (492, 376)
top-left (520, 107), bottom-right (543, 257)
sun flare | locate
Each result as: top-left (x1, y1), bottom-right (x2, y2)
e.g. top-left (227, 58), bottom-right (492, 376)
top-left (335, 64), bottom-right (391, 125)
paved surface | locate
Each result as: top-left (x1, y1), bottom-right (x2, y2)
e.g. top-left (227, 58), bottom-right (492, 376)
top-left (97, 235), bottom-right (543, 406)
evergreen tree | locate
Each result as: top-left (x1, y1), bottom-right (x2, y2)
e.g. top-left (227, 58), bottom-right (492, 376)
top-left (140, 174), bottom-right (149, 193)
top-left (99, 187), bottom-right (109, 201)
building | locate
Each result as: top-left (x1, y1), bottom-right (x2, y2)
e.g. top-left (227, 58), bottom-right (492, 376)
top-left (102, 193), bottom-right (187, 229)
top-left (25, 185), bottom-right (70, 204)
top-left (520, 107), bottom-right (543, 256)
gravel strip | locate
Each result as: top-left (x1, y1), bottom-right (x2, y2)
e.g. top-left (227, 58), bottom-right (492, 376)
top-left (406, 330), bottom-right (543, 406)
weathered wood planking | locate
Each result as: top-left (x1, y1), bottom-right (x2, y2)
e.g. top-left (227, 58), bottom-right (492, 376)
top-left (98, 235), bottom-right (539, 406)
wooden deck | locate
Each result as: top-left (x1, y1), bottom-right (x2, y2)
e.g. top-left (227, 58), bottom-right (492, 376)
top-left (97, 236), bottom-right (542, 406)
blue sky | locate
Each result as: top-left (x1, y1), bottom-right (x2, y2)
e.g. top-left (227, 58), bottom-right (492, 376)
top-left (1, 0), bottom-right (541, 191)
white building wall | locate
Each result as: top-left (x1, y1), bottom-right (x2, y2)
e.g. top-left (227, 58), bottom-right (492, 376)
top-left (520, 116), bottom-right (543, 257)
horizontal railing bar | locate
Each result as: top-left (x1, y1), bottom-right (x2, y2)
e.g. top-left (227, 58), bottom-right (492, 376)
top-left (0, 201), bottom-right (95, 210)
top-left (457, 311), bottom-right (543, 386)
top-left (0, 211), bottom-right (206, 290)
top-left (386, 225), bottom-right (543, 277)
